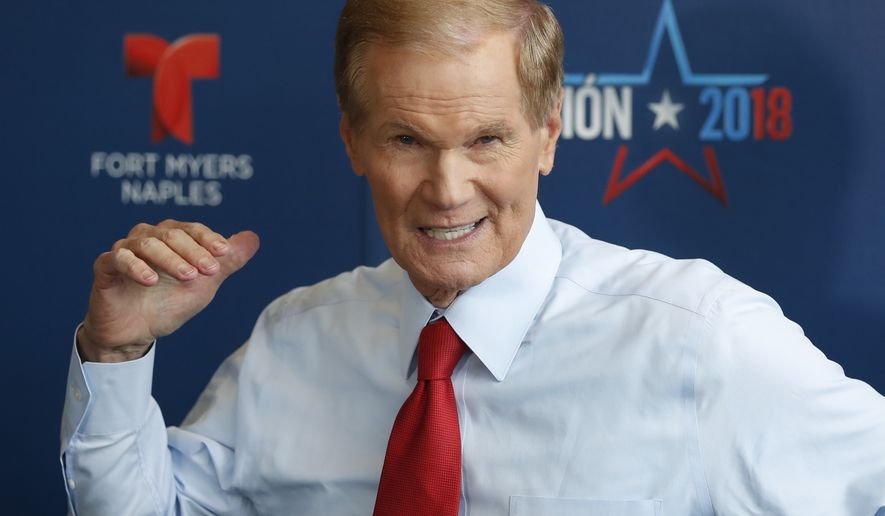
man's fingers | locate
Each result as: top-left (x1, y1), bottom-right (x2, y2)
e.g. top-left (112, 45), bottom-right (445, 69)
top-left (126, 222), bottom-right (153, 238)
top-left (129, 237), bottom-right (199, 281)
top-left (165, 220), bottom-right (230, 257)
top-left (125, 220), bottom-right (231, 258)
top-left (94, 249), bottom-right (158, 288)
top-left (218, 231), bottom-right (260, 278)
top-left (187, 223), bottom-right (230, 257)
top-left (101, 222), bottom-right (255, 287)
top-left (158, 227), bottom-right (221, 276)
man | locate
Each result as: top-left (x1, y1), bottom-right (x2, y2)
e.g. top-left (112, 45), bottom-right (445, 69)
top-left (61, 0), bottom-right (885, 514)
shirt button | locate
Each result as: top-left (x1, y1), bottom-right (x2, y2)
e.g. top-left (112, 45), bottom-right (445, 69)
top-left (68, 478), bottom-right (76, 490)
top-left (72, 387), bottom-right (82, 401)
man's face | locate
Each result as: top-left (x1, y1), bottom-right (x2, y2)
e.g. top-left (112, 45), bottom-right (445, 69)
top-left (341, 31), bottom-right (561, 307)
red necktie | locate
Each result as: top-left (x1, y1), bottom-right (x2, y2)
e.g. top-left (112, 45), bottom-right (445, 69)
top-left (374, 318), bottom-right (469, 516)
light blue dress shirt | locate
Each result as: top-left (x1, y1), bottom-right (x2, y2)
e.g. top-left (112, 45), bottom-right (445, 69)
top-left (61, 204), bottom-right (885, 515)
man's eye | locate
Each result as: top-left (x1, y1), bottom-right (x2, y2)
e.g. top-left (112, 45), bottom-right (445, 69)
top-left (397, 135), bottom-right (416, 145)
top-left (476, 135), bottom-right (498, 145)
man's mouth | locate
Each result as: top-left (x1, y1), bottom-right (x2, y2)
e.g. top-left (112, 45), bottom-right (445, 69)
top-left (421, 218), bottom-right (484, 241)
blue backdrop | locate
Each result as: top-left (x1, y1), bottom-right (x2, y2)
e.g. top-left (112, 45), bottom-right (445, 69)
top-left (1, 1), bottom-right (882, 512)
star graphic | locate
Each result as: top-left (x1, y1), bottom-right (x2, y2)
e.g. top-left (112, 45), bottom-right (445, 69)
top-left (648, 90), bottom-right (684, 130)
top-left (562, 0), bottom-right (769, 206)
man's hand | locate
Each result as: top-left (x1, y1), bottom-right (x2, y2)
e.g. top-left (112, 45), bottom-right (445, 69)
top-left (77, 220), bottom-right (260, 363)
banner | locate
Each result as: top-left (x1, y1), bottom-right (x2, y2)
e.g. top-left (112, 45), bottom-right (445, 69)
top-left (1, 1), bottom-right (881, 511)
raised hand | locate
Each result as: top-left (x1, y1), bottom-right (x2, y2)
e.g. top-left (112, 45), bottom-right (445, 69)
top-left (77, 220), bottom-right (260, 362)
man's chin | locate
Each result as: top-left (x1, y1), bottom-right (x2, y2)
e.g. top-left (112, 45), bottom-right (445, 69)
top-left (406, 267), bottom-right (486, 304)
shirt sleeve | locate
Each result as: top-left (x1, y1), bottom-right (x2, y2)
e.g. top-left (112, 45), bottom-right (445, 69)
top-left (695, 282), bottom-right (885, 515)
top-left (60, 327), bottom-right (253, 515)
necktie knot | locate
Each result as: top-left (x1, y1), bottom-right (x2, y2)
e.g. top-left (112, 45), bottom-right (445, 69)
top-left (418, 319), bottom-right (467, 381)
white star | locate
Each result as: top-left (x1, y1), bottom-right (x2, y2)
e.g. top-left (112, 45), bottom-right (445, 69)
top-left (648, 90), bottom-right (685, 131)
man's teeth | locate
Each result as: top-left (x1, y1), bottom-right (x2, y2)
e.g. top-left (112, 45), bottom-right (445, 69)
top-left (422, 222), bottom-right (478, 241)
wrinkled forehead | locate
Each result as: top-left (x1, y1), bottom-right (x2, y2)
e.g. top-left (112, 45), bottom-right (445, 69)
top-left (359, 33), bottom-right (523, 121)
top-left (345, 23), bottom-right (528, 132)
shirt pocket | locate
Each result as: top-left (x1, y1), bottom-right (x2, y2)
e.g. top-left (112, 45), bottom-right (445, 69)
top-left (509, 496), bottom-right (663, 516)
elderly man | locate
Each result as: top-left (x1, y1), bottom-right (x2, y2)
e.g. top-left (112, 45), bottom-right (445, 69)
top-left (61, 0), bottom-right (885, 514)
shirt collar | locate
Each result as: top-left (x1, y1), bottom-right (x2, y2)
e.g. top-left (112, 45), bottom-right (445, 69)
top-left (397, 203), bottom-right (562, 382)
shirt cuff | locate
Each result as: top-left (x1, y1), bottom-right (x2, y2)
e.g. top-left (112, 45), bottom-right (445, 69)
top-left (60, 325), bottom-right (156, 447)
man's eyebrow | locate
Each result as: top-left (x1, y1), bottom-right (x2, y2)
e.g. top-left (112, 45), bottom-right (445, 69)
top-left (474, 121), bottom-right (517, 141)
top-left (384, 119), bottom-right (429, 136)
top-left (382, 119), bottom-right (445, 145)
top-left (381, 118), bottom-right (518, 143)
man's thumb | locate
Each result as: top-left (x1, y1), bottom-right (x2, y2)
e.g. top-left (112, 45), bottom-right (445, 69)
top-left (219, 230), bottom-right (260, 278)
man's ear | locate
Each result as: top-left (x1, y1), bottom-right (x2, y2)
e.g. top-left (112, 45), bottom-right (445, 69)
top-left (538, 88), bottom-right (563, 177)
top-left (340, 114), bottom-right (364, 176)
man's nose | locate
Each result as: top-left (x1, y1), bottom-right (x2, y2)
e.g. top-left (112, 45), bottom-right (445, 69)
top-left (422, 150), bottom-right (474, 209)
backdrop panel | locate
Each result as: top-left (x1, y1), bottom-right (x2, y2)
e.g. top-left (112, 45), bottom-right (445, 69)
top-left (1, 1), bottom-right (881, 512)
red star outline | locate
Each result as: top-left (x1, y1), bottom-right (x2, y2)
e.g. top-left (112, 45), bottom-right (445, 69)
top-left (602, 145), bottom-right (729, 206)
